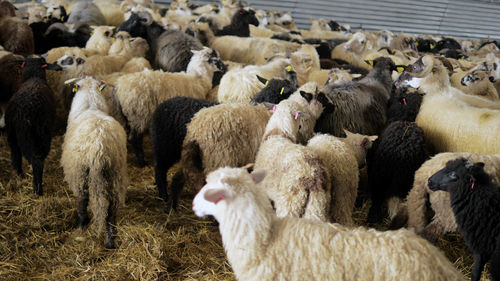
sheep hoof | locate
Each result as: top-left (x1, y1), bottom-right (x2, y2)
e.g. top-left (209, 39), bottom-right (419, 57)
top-left (163, 199), bottom-right (176, 213)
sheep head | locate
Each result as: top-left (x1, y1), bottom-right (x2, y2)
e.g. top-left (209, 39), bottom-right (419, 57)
top-left (428, 158), bottom-right (488, 192)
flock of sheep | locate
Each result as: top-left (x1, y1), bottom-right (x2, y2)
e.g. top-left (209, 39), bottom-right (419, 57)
top-left (1, 0), bottom-right (500, 280)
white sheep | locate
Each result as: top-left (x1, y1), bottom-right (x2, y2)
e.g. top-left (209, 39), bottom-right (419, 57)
top-left (85, 25), bottom-right (115, 55)
top-left (112, 46), bottom-right (222, 166)
top-left (192, 166), bottom-right (465, 281)
top-left (61, 76), bottom-right (128, 249)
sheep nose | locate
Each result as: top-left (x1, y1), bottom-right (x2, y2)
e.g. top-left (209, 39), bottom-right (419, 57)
top-left (427, 178), bottom-right (437, 191)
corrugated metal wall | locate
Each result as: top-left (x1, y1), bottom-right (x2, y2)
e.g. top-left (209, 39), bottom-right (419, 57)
top-left (157, 0), bottom-right (500, 40)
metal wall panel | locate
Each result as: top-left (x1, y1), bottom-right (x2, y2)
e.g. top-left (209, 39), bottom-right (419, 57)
top-left (157, 0), bottom-right (500, 39)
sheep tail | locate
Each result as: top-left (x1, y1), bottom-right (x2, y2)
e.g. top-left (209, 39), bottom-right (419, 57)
top-left (406, 173), bottom-right (429, 234)
top-left (107, 86), bottom-right (127, 128)
top-left (302, 163), bottom-right (330, 222)
top-left (88, 162), bottom-right (115, 235)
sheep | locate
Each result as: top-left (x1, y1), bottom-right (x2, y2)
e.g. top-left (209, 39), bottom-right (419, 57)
top-left (250, 71), bottom-right (298, 105)
top-left (195, 22), bottom-right (301, 65)
top-left (459, 69), bottom-right (499, 100)
top-left (306, 130), bottom-right (377, 225)
top-left (0, 1), bottom-right (16, 18)
top-left (192, 166), bottom-right (465, 281)
top-left (112, 47), bottom-right (223, 166)
top-left (61, 76), bottom-right (128, 249)
top-left (0, 8), bottom-right (35, 55)
top-left (117, 12), bottom-right (204, 72)
top-left (150, 96), bottom-right (218, 204)
top-left (40, 22), bottom-right (92, 52)
top-left (85, 26), bottom-right (115, 55)
top-left (315, 56), bottom-right (395, 137)
top-left (214, 8), bottom-right (258, 37)
top-left (365, 121), bottom-right (429, 225)
top-left (404, 55), bottom-right (500, 154)
top-left (386, 86), bottom-right (423, 123)
top-left (254, 94), bottom-right (329, 222)
top-left (107, 31), bottom-right (149, 58)
top-left (0, 53), bottom-right (23, 128)
top-left (67, 2), bottom-right (106, 26)
top-left (5, 57), bottom-right (62, 195)
top-left (397, 153), bottom-right (500, 242)
top-left (428, 158), bottom-right (500, 281)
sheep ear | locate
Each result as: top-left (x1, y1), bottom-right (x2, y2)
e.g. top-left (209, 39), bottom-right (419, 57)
top-left (251, 169), bottom-right (266, 184)
top-left (256, 75), bottom-right (268, 85)
top-left (365, 60), bottom-right (374, 67)
top-left (41, 53), bottom-right (48, 59)
top-left (64, 78), bottom-right (79, 85)
top-left (368, 135), bottom-right (378, 142)
top-left (343, 129), bottom-right (352, 136)
top-left (204, 188), bottom-right (228, 204)
top-left (299, 90), bottom-right (313, 103)
top-left (474, 162), bottom-right (485, 169)
top-left (241, 163), bottom-right (254, 173)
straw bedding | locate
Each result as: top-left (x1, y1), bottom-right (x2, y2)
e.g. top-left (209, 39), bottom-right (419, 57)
top-left (0, 132), bottom-right (490, 280)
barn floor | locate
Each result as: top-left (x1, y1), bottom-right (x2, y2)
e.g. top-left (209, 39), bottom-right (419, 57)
top-left (0, 132), bottom-right (489, 280)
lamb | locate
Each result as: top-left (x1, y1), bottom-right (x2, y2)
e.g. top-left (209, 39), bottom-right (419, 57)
top-left (404, 55), bottom-right (500, 154)
top-left (397, 153), bottom-right (500, 242)
top-left (85, 26), bottom-right (115, 55)
top-left (112, 47), bottom-right (223, 166)
top-left (314, 56), bottom-right (395, 137)
top-left (0, 5), bottom-right (35, 55)
top-left (428, 158), bottom-right (500, 281)
top-left (254, 94), bottom-right (329, 222)
top-left (214, 8), bottom-right (258, 37)
top-left (117, 12), bottom-right (203, 72)
top-left (61, 76), bottom-right (128, 249)
top-left (365, 121), bottom-right (429, 224)
top-left (307, 131), bottom-right (377, 225)
top-left (5, 57), bottom-right (62, 195)
top-left (150, 96), bottom-right (218, 204)
top-left (192, 166), bottom-right (465, 281)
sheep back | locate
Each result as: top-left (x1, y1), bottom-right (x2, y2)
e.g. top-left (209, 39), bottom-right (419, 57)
top-left (154, 30), bottom-right (203, 72)
top-left (0, 17), bottom-right (34, 55)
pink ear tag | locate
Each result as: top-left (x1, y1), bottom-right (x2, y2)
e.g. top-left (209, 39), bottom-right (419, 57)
top-left (294, 112), bottom-right (299, 120)
top-left (403, 98), bottom-right (407, 105)
top-left (270, 105), bottom-right (277, 113)
top-left (21, 62), bottom-right (25, 68)
top-left (470, 178), bottom-right (475, 189)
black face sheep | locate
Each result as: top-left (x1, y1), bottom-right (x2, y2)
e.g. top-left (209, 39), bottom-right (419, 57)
top-left (314, 56), bottom-right (395, 136)
top-left (250, 71), bottom-right (298, 105)
top-left (5, 56), bottom-right (62, 195)
top-left (428, 158), bottom-right (500, 281)
top-left (192, 166), bottom-right (465, 281)
top-left (150, 96), bottom-right (218, 206)
top-left (214, 8), bottom-right (259, 37)
top-left (117, 12), bottom-right (203, 72)
top-left (386, 85), bottom-right (423, 123)
top-left (61, 76), bottom-right (128, 249)
top-left (366, 120), bottom-right (429, 224)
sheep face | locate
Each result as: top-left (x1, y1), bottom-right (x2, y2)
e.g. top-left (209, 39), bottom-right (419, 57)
top-left (461, 70), bottom-right (489, 86)
top-left (66, 76), bottom-right (108, 114)
top-left (192, 167), bottom-right (267, 219)
top-left (428, 158), bottom-right (487, 192)
top-left (344, 32), bottom-right (370, 54)
top-left (117, 12), bottom-right (150, 38)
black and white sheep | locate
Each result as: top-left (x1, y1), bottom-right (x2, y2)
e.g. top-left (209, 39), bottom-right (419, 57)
top-left (5, 56), bottom-right (62, 195)
top-left (428, 158), bottom-right (500, 281)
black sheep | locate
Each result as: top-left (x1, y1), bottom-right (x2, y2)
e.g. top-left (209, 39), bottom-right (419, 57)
top-left (435, 37), bottom-right (462, 52)
top-left (36, 22), bottom-right (91, 54)
top-left (117, 12), bottom-right (203, 72)
top-left (428, 158), bottom-right (500, 281)
top-left (251, 70), bottom-right (298, 104)
top-left (215, 8), bottom-right (259, 37)
top-left (366, 120), bottom-right (429, 224)
top-left (415, 38), bottom-right (437, 53)
top-left (5, 57), bottom-right (62, 195)
top-left (387, 86), bottom-right (423, 123)
top-left (151, 97), bottom-right (217, 209)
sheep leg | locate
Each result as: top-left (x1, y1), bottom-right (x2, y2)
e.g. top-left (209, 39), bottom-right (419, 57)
top-left (77, 188), bottom-right (90, 228)
top-left (154, 161), bottom-right (168, 201)
top-left (105, 203), bottom-right (117, 249)
top-left (471, 254), bottom-right (486, 281)
top-left (166, 170), bottom-right (185, 212)
top-left (130, 131), bottom-right (146, 167)
top-left (490, 241), bottom-right (500, 281)
top-left (31, 158), bottom-right (44, 196)
top-left (366, 196), bottom-right (384, 224)
top-left (8, 135), bottom-right (23, 175)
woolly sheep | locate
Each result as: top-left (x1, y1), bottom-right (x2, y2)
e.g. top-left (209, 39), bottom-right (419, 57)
top-left (61, 76), bottom-right (128, 249)
top-left (428, 158), bottom-right (500, 281)
top-left (307, 131), bottom-right (377, 225)
top-left (5, 57), bottom-right (62, 195)
top-left (459, 69), bottom-right (499, 100)
top-left (404, 55), bottom-right (500, 154)
top-left (0, 53), bottom-right (23, 128)
top-left (112, 47), bottom-right (223, 166)
top-left (0, 9), bottom-right (35, 55)
top-left (398, 153), bottom-right (500, 242)
top-left (250, 72), bottom-right (298, 105)
top-left (85, 26), bottom-right (115, 55)
top-left (67, 2), bottom-right (106, 26)
top-left (192, 166), bottom-right (465, 281)
top-left (254, 94), bottom-right (329, 221)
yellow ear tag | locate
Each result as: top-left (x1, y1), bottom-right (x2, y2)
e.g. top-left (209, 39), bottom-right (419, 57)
top-left (285, 65), bottom-right (292, 72)
top-left (61, 16), bottom-right (64, 21)
top-left (280, 87), bottom-right (284, 95)
top-left (222, 0), bottom-right (226, 4)
top-left (333, 74), bottom-right (338, 80)
top-left (430, 43), bottom-right (435, 49)
top-left (368, 60), bottom-right (374, 67)
top-left (72, 84), bottom-right (79, 94)
top-left (366, 42), bottom-right (371, 49)
top-left (389, 49), bottom-right (395, 55)
top-left (415, 41), bottom-right (419, 46)
top-left (97, 86), bottom-right (102, 94)
top-left (397, 66), bottom-right (404, 74)
top-left (129, 38), bottom-right (132, 42)
top-left (349, 35), bottom-right (353, 39)
top-left (265, 81), bottom-right (269, 87)
top-left (112, 38), bottom-right (115, 43)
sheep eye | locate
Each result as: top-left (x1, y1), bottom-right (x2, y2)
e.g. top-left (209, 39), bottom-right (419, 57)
top-left (448, 171), bottom-right (458, 180)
